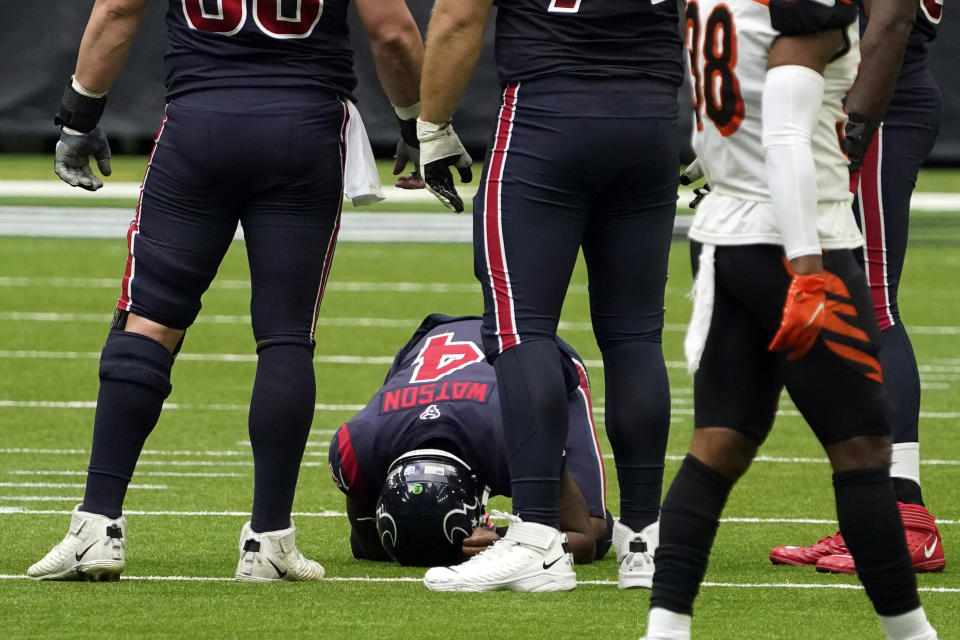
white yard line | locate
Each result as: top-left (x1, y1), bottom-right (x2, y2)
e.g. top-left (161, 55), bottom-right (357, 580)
top-left (0, 482), bottom-right (166, 490)
top-left (0, 572), bottom-right (955, 592)
top-left (0, 496), bottom-right (81, 502)
top-left (6, 309), bottom-right (960, 338)
top-left (0, 507), bottom-right (954, 525)
top-left (6, 470), bottom-right (243, 478)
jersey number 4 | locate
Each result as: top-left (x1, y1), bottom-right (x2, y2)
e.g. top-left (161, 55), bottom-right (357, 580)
top-left (409, 334), bottom-right (485, 384)
top-left (182, 0), bottom-right (323, 39)
top-left (685, 1), bottom-right (745, 136)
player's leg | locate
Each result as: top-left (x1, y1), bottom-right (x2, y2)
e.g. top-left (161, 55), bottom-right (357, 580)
top-left (232, 94), bottom-right (349, 582)
top-left (852, 86), bottom-right (941, 507)
top-left (29, 100), bottom-right (242, 580)
top-left (580, 82), bottom-right (678, 587)
top-left (424, 80), bottom-right (588, 592)
top-left (645, 244), bottom-right (781, 637)
top-left (781, 250), bottom-right (937, 638)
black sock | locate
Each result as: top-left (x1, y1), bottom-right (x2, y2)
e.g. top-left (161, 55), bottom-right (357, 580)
top-left (650, 455), bottom-right (732, 615)
top-left (892, 476), bottom-right (925, 507)
top-left (249, 340), bottom-right (316, 533)
top-left (833, 467), bottom-right (920, 616)
top-left (494, 341), bottom-right (569, 528)
top-left (602, 341), bottom-right (670, 532)
top-left (81, 330), bottom-right (174, 519)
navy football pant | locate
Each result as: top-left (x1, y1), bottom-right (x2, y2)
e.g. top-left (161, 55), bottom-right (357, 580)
top-left (83, 89), bottom-right (348, 530)
top-left (475, 77), bottom-right (678, 530)
top-left (852, 68), bottom-right (940, 501)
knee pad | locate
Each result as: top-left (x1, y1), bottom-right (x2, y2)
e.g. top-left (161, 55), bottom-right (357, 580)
top-left (99, 329), bottom-right (174, 399)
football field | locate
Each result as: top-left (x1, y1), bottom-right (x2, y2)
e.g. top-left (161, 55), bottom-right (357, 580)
top-left (0, 159), bottom-right (959, 638)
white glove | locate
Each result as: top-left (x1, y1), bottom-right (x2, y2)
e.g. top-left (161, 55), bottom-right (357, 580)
top-left (417, 119), bottom-right (473, 212)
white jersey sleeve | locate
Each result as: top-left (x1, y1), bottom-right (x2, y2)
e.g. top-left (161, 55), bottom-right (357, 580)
top-left (685, 0), bottom-right (863, 250)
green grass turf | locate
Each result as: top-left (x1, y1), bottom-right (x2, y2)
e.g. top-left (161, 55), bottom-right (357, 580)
top-left (1, 230), bottom-right (959, 638)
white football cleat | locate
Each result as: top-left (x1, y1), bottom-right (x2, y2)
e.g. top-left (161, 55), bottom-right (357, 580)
top-left (235, 520), bottom-right (325, 582)
top-left (614, 520), bottom-right (659, 589)
top-left (423, 513), bottom-right (575, 592)
top-left (28, 507), bottom-right (126, 581)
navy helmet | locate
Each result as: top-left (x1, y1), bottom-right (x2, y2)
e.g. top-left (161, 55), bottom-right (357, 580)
top-left (376, 449), bottom-right (488, 566)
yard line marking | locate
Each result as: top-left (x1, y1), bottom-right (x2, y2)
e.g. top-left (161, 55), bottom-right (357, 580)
top-left (0, 507), bottom-right (954, 525)
top-left (0, 508), bottom-right (343, 517)
top-left (2, 574), bottom-right (955, 592)
top-left (8, 309), bottom-right (960, 338)
top-left (6, 470), bottom-right (243, 478)
top-left (0, 496), bottom-right (81, 502)
top-left (0, 350), bottom-right (395, 366)
top-left (0, 482), bottom-right (166, 489)
top-left (6, 447), bottom-right (960, 468)
top-left (0, 400), bottom-right (366, 412)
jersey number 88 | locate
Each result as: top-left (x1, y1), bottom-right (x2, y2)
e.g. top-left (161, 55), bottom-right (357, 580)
top-left (685, 1), bottom-right (745, 137)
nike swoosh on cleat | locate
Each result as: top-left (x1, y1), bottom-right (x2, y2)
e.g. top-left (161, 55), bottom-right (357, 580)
top-left (75, 543), bottom-right (97, 562)
top-left (924, 540), bottom-right (938, 559)
top-left (267, 558), bottom-right (287, 578)
top-left (542, 556), bottom-right (564, 570)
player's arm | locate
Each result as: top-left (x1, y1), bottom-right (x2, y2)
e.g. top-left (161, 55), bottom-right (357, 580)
top-left (355, 0), bottom-right (425, 177)
top-left (763, 30), bottom-right (847, 357)
top-left (843, 0), bottom-right (918, 171)
top-left (416, 0), bottom-right (495, 212)
top-left (346, 495), bottom-right (391, 562)
top-left (55, 0), bottom-right (150, 191)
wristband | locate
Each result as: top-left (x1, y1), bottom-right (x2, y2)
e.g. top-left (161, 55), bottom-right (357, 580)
top-left (393, 101), bottom-right (420, 121)
top-left (54, 77), bottom-right (107, 133)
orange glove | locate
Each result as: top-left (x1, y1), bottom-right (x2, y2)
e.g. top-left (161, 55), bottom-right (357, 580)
top-left (769, 273), bottom-right (826, 360)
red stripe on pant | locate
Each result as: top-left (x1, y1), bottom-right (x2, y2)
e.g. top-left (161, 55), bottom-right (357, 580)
top-left (119, 114), bottom-right (168, 312)
top-left (855, 126), bottom-right (894, 330)
top-left (310, 99), bottom-right (349, 342)
top-left (483, 83), bottom-right (521, 352)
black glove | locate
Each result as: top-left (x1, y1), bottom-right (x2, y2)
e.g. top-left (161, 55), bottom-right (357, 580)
top-left (53, 79), bottom-right (111, 191)
top-left (393, 116), bottom-right (420, 177)
top-left (844, 113), bottom-right (878, 174)
top-left (417, 119), bottom-right (473, 213)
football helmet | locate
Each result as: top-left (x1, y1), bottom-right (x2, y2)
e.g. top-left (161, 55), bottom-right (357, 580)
top-left (376, 449), bottom-right (488, 566)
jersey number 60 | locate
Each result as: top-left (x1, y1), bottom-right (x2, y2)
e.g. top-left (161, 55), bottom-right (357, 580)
top-left (182, 0), bottom-right (323, 39)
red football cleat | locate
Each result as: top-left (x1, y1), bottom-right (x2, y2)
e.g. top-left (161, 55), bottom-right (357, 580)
top-left (770, 532), bottom-right (848, 566)
top-left (816, 503), bottom-right (946, 575)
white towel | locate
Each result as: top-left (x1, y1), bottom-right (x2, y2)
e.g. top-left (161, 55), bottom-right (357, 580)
top-left (684, 243), bottom-right (716, 375)
top-left (343, 101), bottom-right (385, 207)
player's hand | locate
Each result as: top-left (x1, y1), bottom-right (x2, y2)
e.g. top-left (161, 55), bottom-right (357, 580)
top-left (679, 157), bottom-right (704, 186)
top-left (54, 126), bottom-right (112, 191)
top-left (844, 113), bottom-right (877, 174)
top-left (393, 116), bottom-right (420, 177)
top-left (417, 119), bottom-right (473, 213)
top-left (769, 271), bottom-right (826, 360)
top-left (461, 526), bottom-right (501, 557)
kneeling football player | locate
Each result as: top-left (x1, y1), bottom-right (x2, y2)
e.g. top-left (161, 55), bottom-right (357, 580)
top-left (328, 314), bottom-right (615, 567)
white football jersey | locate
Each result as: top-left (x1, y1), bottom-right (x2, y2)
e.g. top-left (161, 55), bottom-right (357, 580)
top-left (686, 0), bottom-right (864, 249)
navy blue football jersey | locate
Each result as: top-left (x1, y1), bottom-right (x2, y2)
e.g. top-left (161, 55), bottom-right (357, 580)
top-left (165, 0), bottom-right (355, 99)
top-left (330, 314), bottom-right (606, 518)
top-left (493, 0), bottom-right (684, 86)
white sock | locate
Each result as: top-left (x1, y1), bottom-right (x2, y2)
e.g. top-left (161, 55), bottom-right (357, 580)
top-left (891, 442), bottom-right (921, 486)
top-left (644, 607), bottom-right (692, 640)
top-left (880, 607), bottom-right (938, 640)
